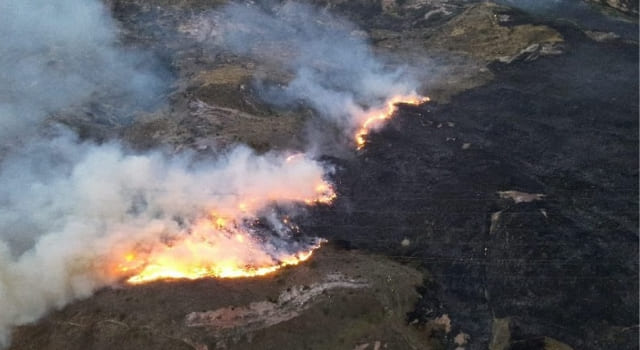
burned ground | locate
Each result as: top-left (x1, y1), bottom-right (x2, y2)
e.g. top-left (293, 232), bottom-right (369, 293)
top-left (304, 22), bottom-right (638, 349)
top-left (7, 0), bottom-right (639, 349)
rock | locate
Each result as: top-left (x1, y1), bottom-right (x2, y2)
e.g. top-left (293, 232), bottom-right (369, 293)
top-left (489, 317), bottom-right (511, 350)
top-left (497, 190), bottom-right (545, 203)
top-left (431, 314), bottom-right (452, 333)
top-left (9, 246), bottom-right (427, 350)
top-left (185, 274), bottom-right (368, 334)
top-left (585, 0), bottom-right (639, 15)
top-left (454, 331), bottom-right (470, 346)
top-left (584, 30), bottom-right (621, 42)
top-left (489, 211), bottom-right (502, 234)
top-left (497, 42), bottom-right (564, 64)
top-left (425, 3), bottom-right (564, 63)
top-left (544, 337), bottom-right (574, 350)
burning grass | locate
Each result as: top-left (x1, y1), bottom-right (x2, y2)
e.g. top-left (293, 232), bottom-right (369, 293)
top-left (116, 215), bottom-right (327, 284)
top-left (354, 93), bottom-right (430, 149)
top-left (114, 92), bottom-right (429, 285)
top-left (111, 157), bottom-right (336, 284)
top-left (122, 238), bottom-right (323, 283)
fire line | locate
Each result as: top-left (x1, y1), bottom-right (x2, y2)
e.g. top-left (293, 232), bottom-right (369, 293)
top-left (355, 94), bottom-right (430, 149)
top-left (116, 93), bottom-right (427, 284)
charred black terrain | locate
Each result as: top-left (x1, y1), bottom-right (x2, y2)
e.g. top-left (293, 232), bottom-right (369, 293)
top-left (6, 0), bottom-right (638, 350)
top-left (305, 23), bottom-right (638, 350)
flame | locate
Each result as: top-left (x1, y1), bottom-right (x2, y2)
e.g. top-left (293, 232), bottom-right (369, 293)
top-left (305, 182), bottom-right (337, 205)
top-left (116, 216), bottom-right (326, 283)
top-left (214, 216), bottom-right (227, 228)
top-left (119, 235), bottom-right (323, 284)
top-left (355, 93), bottom-right (429, 149)
top-left (110, 92), bottom-right (426, 285)
top-left (115, 174), bottom-right (334, 284)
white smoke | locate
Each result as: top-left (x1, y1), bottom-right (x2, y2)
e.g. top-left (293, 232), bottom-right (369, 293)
top-left (0, 0), bottom-right (423, 346)
top-left (0, 0), bottom-right (331, 346)
top-left (0, 134), bottom-right (329, 345)
top-left (0, 0), bottom-right (163, 142)
top-left (214, 2), bottom-right (420, 132)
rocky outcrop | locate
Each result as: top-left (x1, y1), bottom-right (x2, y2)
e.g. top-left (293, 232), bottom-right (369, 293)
top-left (586, 0), bottom-right (639, 15)
top-left (9, 246), bottom-right (429, 350)
top-left (424, 3), bottom-right (564, 63)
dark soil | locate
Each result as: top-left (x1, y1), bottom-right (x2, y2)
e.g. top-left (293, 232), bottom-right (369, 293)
top-left (303, 22), bottom-right (638, 350)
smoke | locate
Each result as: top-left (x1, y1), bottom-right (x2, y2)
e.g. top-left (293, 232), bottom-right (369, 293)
top-left (0, 0), bottom-right (166, 342)
top-left (0, 0), bottom-right (331, 346)
top-left (0, 0), bottom-right (163, 142)
top-left (0, 0), bottom-right (421, 346)
top-left (0, 134), bottom-right (329, 345)
top-left (214, 2), bottom-right (420, 133)
top-left (0, 2), bottom-right (168, 342)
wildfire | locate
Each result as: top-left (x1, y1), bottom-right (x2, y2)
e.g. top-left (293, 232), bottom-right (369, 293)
top-left (116, 214), bottom-right (327, 284)
top-left (115, 174), bottom-right (335, 284)
top-left (121, 239), bottom-right (322, 284)
top-left (306, 182), bottom-right (337, 204)
top-left (355, 93), bottom-right (429, 149)
top-left (111, 93), bottom-right (426, 285)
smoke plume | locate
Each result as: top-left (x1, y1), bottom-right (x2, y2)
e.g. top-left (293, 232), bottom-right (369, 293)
top-left (0, 0), bottom-right (422, 346)
top-left (213, 2), bottom-right (420, 134)
top-left (0, 0), bottom-right (331, 346)
top-left (0, 135), bottom-right (329, 345)
top-left (0, 0), bottom-right (163, 142)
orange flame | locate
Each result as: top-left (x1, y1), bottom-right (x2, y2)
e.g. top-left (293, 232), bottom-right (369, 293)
top-left (114, 177), bottom-right (334, 284)
top-left (119, 236), bottom-right (323, 284)
top-left (355, 93), bottom-right (429, 149)
top-left (110, 92), bottom-right (426, 285)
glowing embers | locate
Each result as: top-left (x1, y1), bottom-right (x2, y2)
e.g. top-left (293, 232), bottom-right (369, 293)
top-left (118, 215), bottom-right (325, 284)
top-left (355, 93), bottom-right (430, 149)
top-left (308, 182), bottom-right (337, 205)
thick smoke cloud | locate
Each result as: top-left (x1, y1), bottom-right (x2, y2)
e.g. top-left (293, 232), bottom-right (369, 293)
top-left (0, 136), bottom-right (328, 345)
top-left (0, 0), bottom-right (163, 343)
top-left (0, 0), bottom-right (419, 347)
top-left (215, 2), bottom-right (419, 131)
top-left (0, 0), bottom-right (162, 141)
top-left (0, 0), bottom-right (330, 346)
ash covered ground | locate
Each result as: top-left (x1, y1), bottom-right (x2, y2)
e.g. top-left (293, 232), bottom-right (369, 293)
top-left (3, 0), bottom-right (638, 349)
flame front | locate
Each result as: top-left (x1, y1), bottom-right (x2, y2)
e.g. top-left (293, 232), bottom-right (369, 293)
top-left (110, 94), bottom-right (427, 285)
top-left (117, 211), bottom-right (329, 283)
top-left (110, 153), bottom-right (336, 284)
top-left (355, 93), bottom-right (429, 149)
top-left (119, 228), bottom-right (323, 284)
